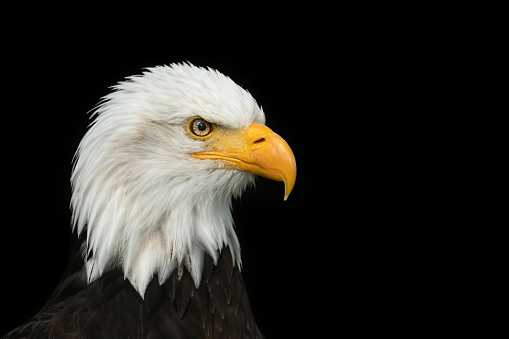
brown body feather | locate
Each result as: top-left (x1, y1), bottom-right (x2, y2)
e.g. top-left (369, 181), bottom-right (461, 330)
top-left (3, 234), bottom-right (264, 339)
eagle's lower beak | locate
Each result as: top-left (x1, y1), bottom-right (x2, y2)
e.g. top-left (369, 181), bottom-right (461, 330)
top-left (192, 123), bottom-right (297, 200)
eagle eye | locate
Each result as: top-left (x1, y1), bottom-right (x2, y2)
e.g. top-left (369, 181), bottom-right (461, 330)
top-left (188, 118), bottom-right (214, 138)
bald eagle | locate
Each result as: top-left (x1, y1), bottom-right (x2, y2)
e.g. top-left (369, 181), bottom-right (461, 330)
top-left (3, 64), bottom-right (296, 338)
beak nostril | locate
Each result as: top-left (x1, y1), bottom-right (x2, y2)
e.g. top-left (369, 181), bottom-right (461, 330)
top-left (253, 138), bottom-right (265, 144)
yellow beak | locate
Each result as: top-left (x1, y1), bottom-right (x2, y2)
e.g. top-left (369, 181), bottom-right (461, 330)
top-left (192, 123), bottom-right (297, 200)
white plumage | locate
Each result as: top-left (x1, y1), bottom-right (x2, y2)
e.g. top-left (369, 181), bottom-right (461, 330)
top-left (71, 64), bottom-right (266, 296)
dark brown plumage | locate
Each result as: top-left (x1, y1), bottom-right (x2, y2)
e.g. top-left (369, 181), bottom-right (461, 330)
top-left (3, 233), bottom-right (264, 339)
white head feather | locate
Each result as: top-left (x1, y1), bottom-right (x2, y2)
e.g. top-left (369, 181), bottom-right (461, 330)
top-left (70, 63), bottom-right (265, 296)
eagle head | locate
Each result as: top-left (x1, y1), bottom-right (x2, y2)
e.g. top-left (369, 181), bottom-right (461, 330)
top-left (70, 63), bottom-right (296, 296)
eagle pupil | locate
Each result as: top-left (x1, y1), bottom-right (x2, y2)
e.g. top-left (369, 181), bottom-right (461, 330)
top-left (198, 122), bottom-right (207, 131)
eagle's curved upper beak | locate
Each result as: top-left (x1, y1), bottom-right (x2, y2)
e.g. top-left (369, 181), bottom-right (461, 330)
top-left (192, 123), bottom-right (297, 200)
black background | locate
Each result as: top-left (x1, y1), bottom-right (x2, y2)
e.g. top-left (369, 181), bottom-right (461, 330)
top-left (0, 13), bottom-right (463, 337)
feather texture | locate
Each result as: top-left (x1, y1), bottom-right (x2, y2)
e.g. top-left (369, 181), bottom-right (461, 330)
top-left (70, 63), bottom-right (265, 295)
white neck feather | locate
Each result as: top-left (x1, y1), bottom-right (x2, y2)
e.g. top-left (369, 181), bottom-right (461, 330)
top-left (69, 64), bottom-right (263, 297)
